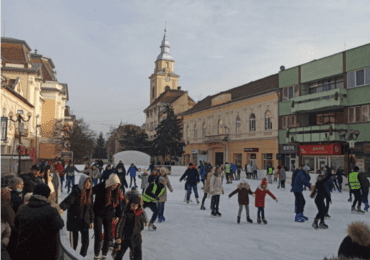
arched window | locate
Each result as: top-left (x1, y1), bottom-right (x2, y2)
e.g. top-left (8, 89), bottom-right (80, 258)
top-left (249, 114), bottom-right (256, 132)
top-left (186, 125), bottom-right (189, 139)
top-left (194, 124), bottom-right (198, 138)
top-left (265, 110), bottom-right (272, 130)
top-left (202, 122), bottom-right (207, 138)
top-left (152, 87), bottom-right (155, 98)
top-left (235, 116), bottom-right (241, 134)
top-left (165, 86), bottom-right (170, 91)
top-left (166, 62), bottom-right (169, 68)
top-left (217, 119), bottom-right (223, 135)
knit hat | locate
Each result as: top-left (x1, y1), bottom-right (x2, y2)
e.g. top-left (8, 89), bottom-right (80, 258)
top-left (158, 176), bottom-right (165, 183)
top-left (33, 183), bottom-right (51, 199)
top-left (10, 177), bottom-right (23, 190)
top-left (338, 222), bottom-right (370, 259)
top-left (129, 194), bottom-right (141, 205)
top-left (105, 173), bottom-right (121, 188)
top-left (261, 178), bottom-right (267, 186)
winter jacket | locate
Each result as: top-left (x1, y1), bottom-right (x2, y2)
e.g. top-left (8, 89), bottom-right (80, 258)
top-left (62, 166), bottom-right (81, 177)
top-left (203, 170), bottom-right (214, 194)
top-left (115, 169), bottom-right (128, 189)
top-left (15, 195), bottom-right (64, 260)
top-left (10, 190), bottom-right (23, 213)
top-left (279, 168), bottom-right (286, 181)
top-left (51, 170), bottom-right (60, 203)
top-left (148, 174), bottom-right (157, 184)
top-left (210, 174), bottom-right (224, 196)
top-left (138, 174), bottom-right (149, 189)
top-left (336, 169), bottom-right (344, 183)
top-left (127, 166), bottom-right (138, 178)
top-left (59, 175), bottom-right (94, 231)
top-left (292, 170), bottom-right (311, 193)
top-left (358, 173), bottom-right (370, 189)
top-left (324, 176), bottom-right (334, 198)
top-left (20, 172), bottom-right (43, 194)
top-left (229, 183), bottom-right (254, 205)
top-left (143, 179), bottom-right (165, 203)
top-left (312, 174), bottom-right (332, 201)
top-left (90, 168), bottom-right (101, 179)
top-left (100, 169), bottom-right (114, 183)
top-left (291, 169), bottom-right (299, 187)
top-left (199, 166), bottom-right (206, 180)
top-left (92, 182), bottom-right (122, 218)
top-left (158, 175), bottom-right (173, 203)
top-left (180, 167), bottom-right (200, 185)
top-left (1, 221), bottom-right (11, 247)
top-left (254, 185), bottom-right (276, 208)
top-left (338, 222), bottom-right (370, 260)
top-left (54, 163), bottom-right (64, 176)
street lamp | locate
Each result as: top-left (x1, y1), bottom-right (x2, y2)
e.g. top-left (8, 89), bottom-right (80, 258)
top-left (9, 110), bottom-right (32, 175)
top-left (35, 114), bottom-right (40, 161)
top-left (339, 128), bottom-right (360, 174)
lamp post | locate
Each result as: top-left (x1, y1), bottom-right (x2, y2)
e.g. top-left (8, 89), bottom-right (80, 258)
top-left (35, 114), bottom-right (40, 162)
top-left (9, 110), bottom-right (32, 175)
top-left (339, 128), bottom-right (360, 175)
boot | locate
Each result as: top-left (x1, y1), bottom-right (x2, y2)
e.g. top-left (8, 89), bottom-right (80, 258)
top-left (200, 205), bottom-right (206, 210)
top-left (294, 213), bottom-right (299, 222)
top-left (324, 214), bottom-right (331, 219)
top-left (351, 206), bottom-right (356, 213)
top-left (364, 203), bottom-right (370, 212)
top-left (94, 255), bottom-right (100, 260)
top-left (348, 198), bottom-right (352, 202)
top-left (262, 218), bottom-right (267, 224)
top-left (338, 189), bottom-right (342, 193)
top-left (216, 211), bottom-right (222, 217)
top-left (296, 213), bottom-right (305, 222)
top-left (312, 219), bottom-right (319, 230)
top-left (357, 207), bottom-right (365, 214)
top-left (319, 222), bottom-right (328, 229)
top-left (101, 254), bottom-right (108, 260)
top-left (301, 214), bottom-right (309, 221)
top-left (148, 223), bottom-right (157, 230)
top-left (196, 198), bottom-right (200, 204)
top-left (247, 217), bottom-right (253, 223)
top-left (237, 216), bottom-right (240, 224)
top-left (257, 217), bottom-right (261, 224)
top-left (211, 209), bottom-right (217, 218)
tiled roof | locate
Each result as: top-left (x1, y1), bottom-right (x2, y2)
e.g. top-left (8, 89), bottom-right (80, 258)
top-left (144, 89), bottom-right (186, 111)
top-left (1, 37), bottom-right (32, 51)
top-left (1, 42), bottom-right (27, 62)
top-left (182, 73), bottom-right (279, 116)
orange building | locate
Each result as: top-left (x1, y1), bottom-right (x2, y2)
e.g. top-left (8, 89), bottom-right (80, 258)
top-left (181, 74), bottom-right (280, 170)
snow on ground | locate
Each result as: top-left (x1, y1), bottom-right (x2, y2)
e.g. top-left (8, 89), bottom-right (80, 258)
top-left (60, 166), bottom-right (369, 260)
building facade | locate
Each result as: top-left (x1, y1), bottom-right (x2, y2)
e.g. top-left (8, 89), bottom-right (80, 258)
top-left (182, 74), bottom-right (280, 170)
top-left (278, 43), bottom-right (370, 174)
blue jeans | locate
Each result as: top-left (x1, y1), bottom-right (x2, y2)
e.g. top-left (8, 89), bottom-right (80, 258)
top-left (187, 184), bottom-right (199, 201)
top-left (66, 176), bottom-right (75, 193)
top-left (338, 182), bottom-right (342, 190)
top-left (59, 175), bottom-right (65, 190)
top-left (92, 178), bottom-right (98, 186)
top-left (158, 202), bottom-right (165, 219)
top-left (257, 207), bottom-right (265, 219)
top-left (362, 187), bottom-right (369, 204)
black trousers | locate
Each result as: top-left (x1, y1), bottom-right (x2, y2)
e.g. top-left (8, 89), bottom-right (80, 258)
top-left (352, 189), bottom-right (362, 208)
top-left (324, 197), bottom-right (330, 215)
top-left (71, 229), bottom-right (90, 257)
top-left (143, 201), bottom-right (158, 223)
top-left (201, 193), bottom-right (208, 207)
top-left (130, 177), bottom-right (136, 187)
top-left (211, 195), bottom-right (220, 213)
top-left (94, 215), bottom-right (113, 256)
top-left (315, 197), bottom-right (326, 223)
top-left (114, 240), bottom-right (142, 260)
top-left (281, 180), bottom-right (286, 189)
top-left (294, 192), bottom-right (306, 214)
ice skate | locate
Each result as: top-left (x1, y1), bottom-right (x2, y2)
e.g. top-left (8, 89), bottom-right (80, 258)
top-left (196, 198), bottom-right (200, 204)
top-left (162, 216), bottom-right (165, 221)
top-left (324, 214), bottom-right (331, 219)
top-left (200, 205), bottom-right (206, 210)
top-left (216, 211), bottom-right (222, 217)
top-left (351, 206), bottom-right (356, 213)
top-left (262, 218), bottom-right (267, 224)
top-left (257, 217), bottom-right (261, 224)
top-left (364, 203), bottom-right (370, 212)
top-left (211, 210), bottom-right (217, 218)
top-left (247, 217), bottom-right (253, 223)
top-left (94, 255), bottom-right (100, 260)
top-left (357, 207), bottom-right (365, 214)
top-left (295, 213), bottom-right (305, 222)
top-left (348, 198), bottom-right (352, 202)
top-left (148, 223), bottom-right (157, 230)
top-left (301, 215), bottom-right (308, 221)
top-left (158, 217), bottom-right (163, 223)
top-left (237, 216), bottom-right (240, 224)
top-left (101, 254), bottom-right (108, 260)
top-left (312, 219), bottom-right (319, 230)
top-left (319, 222), bottom-right (328, 229)
top-left (187, 200), bottom-right (189, 204)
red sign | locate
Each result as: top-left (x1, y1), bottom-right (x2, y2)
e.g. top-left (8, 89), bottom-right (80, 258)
top-left (299, 144), bottom-right (341, 155)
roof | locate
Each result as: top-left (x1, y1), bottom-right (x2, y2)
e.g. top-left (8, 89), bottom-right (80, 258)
top-left (30, 53), bottom-right (57, 81)
top-left (1, 85), bottom-right (34, 108)
top-left (1, 37), bottom-right (32, 51)
top-left (60, 83), bottom-right (69, 101)
top-left (182, 73), bottom-right (279, 116)
top-left (144, 89), bottom-right (188, 111)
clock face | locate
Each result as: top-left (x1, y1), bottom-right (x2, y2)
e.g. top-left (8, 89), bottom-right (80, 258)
top-left (166, 76), bottom-right (170, 82)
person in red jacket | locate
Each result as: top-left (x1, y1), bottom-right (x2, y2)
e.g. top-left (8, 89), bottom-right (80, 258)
top-left (54, 161), bottom-right (65, 192)
top-left (254, 178), bottom-right (278, 224)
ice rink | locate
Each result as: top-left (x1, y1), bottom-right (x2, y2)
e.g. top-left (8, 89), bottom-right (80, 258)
top-left (60, 168), bottom-right (369, 260)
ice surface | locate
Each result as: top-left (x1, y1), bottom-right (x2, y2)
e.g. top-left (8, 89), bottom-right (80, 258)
top-left (59, 166), bottom-right (369, 260)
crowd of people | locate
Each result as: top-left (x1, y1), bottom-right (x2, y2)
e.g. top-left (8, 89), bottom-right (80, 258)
top-left (1, 158), bottom-right (370, 260)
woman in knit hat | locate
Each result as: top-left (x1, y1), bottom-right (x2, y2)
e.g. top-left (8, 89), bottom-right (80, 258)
top-left (254, 178), bottom-right (278, 224)
top-left (92, 173), bottom-right (121, 260)
top-left (43, 165), bottom-right (57, 203)
top-left (9, 177), bottom-right (24, 213)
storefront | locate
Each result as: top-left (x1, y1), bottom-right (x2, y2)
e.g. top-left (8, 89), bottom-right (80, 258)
top-left (279, 144), bottom-right (299, 172)
top-left (351, 142), bottom-right (370, 174)
top-left (300, 144), bottom-right (344, 173)
top-left (244, 148), bottom-right (259, 168)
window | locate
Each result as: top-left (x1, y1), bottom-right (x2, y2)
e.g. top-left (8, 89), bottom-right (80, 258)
top-left (2, 107), bottom-right (6, 117)
top-left (152, 87), bottom-right (155, 98)
top-left (263, 154), bottom-right (273, 169)
top-left (281, 115), bottom-right (297, 129)
top-left (356, 69), bottom-right (365, 87)
top-left (217, 120), bottom-right (223, 135)
top-left (194, 124), bottom-right (198, 138)
top-left (165, 86), bottom-right (170, 91)
top-left (235, 116), bottom-right (241, 134)
top-left (150, 110), bottom-right (153, 117)
top-left (249, 114), bottom-right (256, 132)
top-left (290, 115), bottom-right (296, 127)
top-left (166, 62), bottom-right (169, 68)
top-left (309, 77), bottom-right (344, 94)
top-left (317, 113), bottom-right (335, 125)
top-left (282, 116), bottom-right (287, 129)
top-left (264, 111), bottom-right (272, 130)
top-left (186, 125), bottom-right (189, 139)
top-left (282, 85), bottom-right (299, 101)
top-left (363, 105), bottom-right (370, 122)
top-left (348, 106), bottom-right (361, 123)
top-left (202, 123), bottom-right (206, 138)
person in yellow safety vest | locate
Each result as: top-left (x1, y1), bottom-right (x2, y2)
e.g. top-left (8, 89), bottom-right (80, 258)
top-left (267, 165), bottom-right (273, 184)
top-left (142, 177), bottom-right (166, 230)
top-left (225, 163), bottom-right (231, 184)
top-left (349, 166), bottom-right (364, 214)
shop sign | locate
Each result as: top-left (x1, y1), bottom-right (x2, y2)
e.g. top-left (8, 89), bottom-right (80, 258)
top-left (299, 144), bottom-right (341, 155)
top-left (282, 144), bottom-right (298, 154)
top-left (192, 150), bottom-right (198, 154)
top-left (244, 148), bottom-right (259, 152)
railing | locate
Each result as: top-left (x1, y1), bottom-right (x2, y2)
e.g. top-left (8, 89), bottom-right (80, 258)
top-left (204, 134), bottom-right (228, 143)
top-left (58, 226), bottom-right (85, 260)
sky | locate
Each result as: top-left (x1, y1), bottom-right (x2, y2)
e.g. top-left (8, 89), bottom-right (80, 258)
top-left (2, 0), bottom-right (370, 139)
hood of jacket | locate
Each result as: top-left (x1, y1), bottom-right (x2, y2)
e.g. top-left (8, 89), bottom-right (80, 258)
top-left (257, 185), bottom-right (269, 191)
top-left (237, 182), bottom-right (250, 190)
top-left (79, 174), bottom-right (91, 190)
top-left (346, 222), bottom-right (370, 246)
top-left (28, 194), bottom-right (51, 208)
top-left (105, 173), bottom-right (121, 188)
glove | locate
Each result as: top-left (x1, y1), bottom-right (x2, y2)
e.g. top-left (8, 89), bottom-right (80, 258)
top-left (252, 194), bottom-right (256, 197)
top-left (113, 242), bottom-right (121, 251)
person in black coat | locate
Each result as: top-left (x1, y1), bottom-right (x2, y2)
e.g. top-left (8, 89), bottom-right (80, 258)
top-left (179, 163), bottom-right (200, 203)
top-left (147, 161), bottom-right (154, 174)
top-left (15, 184), bottom-right (64, 260)
top-left (310, 173), bottom-right (332, 229)
top-left (59, 174), bottom-right (94, 257)
top-left (100, 164), bottom-right (114, 183)
top-left (148, 169), bottom-right (159, 184)
top-left (21, 164), bottom-right (42, 195)
top-left (9, 177), bottom-right (24, 213)
top-left (115, 164), bottom-right (128, 194)
top-left (92, 173), bottom-right (122, 259)
top-left (113, 194), bottom-right (145, 260)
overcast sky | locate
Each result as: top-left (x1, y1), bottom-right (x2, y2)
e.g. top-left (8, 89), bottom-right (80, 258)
top-left (2, 0), bottom-right (369, 138)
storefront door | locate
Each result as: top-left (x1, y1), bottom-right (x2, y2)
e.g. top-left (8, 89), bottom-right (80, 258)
top-left (215, 152), bottom-right (224, 166)
top-left (317, 157), bottom-right (327, 173)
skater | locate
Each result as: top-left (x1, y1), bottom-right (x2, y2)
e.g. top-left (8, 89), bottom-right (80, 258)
top-left (92, 173), bottom-right (122, 260)
top-left (358, 170), bottom-right (370, 212)
top-left (349, 166), bottom-right (365, 214)
top-left (147, 161), bottom-right (154, 174)
top-left (90, 164), bottom-right (101, 186)
top-left (142, 176), bottom-right (166, 231)
top-left (254, 178), bottom-right (278, 224)
top-left (236, 164), bottom-right (242, 180)
top-left (127, 163), bottom-right (138, 188)
top-left (210, 166), bottom-right (224, 217)
top-left (148, 169), bottom-right (159, 184)
top-left (252, 163), bottom-right (258, 180)
top-left (54, 160), bottom-right (65, 192)
top-left (199, 165), bottom-right (207, 189)
top-left (292, 165), bottom-right (311, 222)
top-left (157, 167), bottom-right (173, 222)
top-left (323, 168), bottom-right (335, 219)
top-left (100, 164), bottom-right (114, 183)
top-left (336, 168), bottom-right (344, 192)
top-left (200, 166), bottom-right (215, 210)
top-left (179, 163), bottom-right (200, 204)
top-left (124, 189), bottom-right (149, 227)
top-left (246, 163), bottom-right (252, 179)
top-left (267, 164), bottom-right (273, 184)
top-left (280, 165), bottom-right (286, 190)
top-left (60, 161), bottom-right (83, 193)
top-left (273, 168), bottom-right (278, 183)
top-left (224, 162), bottom-right (231, 183)
top-left (115, 164), bottom-right (128, 194)
top-left (138, 170), bottom-right (149, 194)
top-left (59, 174), bottom-right (94, 257)
top-left (231, 163), bottom-right (237, 181)
top-left (228, 178), bottom-right (255, 223)
top-left (310, 173), bottom-right (332, 229)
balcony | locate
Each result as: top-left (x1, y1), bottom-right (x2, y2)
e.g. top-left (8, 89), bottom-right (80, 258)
top-left (286, 124), bottom-right (348, 143)
top-left (291, 88), bottom-right (347, 113)
top-left (204, 134), bottom-right (228, 144)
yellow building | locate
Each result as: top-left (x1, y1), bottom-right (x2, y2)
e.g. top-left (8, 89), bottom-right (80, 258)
top-left (182, 74), bottom-right (280, 170)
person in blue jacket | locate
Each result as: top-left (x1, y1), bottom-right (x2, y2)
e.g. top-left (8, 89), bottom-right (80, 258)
top-left (292, 165), bottom-right (311, 222)
top-left (179, 163), bottom-right (200, 204)
top-left (127, 163), bottom-right (138, 188)
top-left (198, 165), bottom-right (206, 189)
top-left (231, 163), bottom-right (237, 181)
top-left (100, 165), bottom-right (114, 183)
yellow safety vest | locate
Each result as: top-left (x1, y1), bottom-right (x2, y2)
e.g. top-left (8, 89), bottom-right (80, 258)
top-left (268, 168), bottom-right (273, 175)
top-left (225, 165), bottom-right (230, 173)
top-left (349, 172), bottom-right (360, 190)
top-left (142, 183), bottom-right (165, 203)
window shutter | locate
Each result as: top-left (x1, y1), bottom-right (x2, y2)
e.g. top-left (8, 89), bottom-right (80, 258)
top-left (365, 67), bottom-right (370, 85)
top-left (347, 71), bottom-right (355, 89)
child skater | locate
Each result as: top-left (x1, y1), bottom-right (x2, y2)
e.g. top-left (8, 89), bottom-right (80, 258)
top-left (228, 178), bottom-right (255, 224)
top-left (254, 178), bottom-right (278, 224)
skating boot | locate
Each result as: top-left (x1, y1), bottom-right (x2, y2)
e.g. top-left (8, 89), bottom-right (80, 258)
top-left (158, 217), bottom-right (163, 223)
top-left (277, 186), bottom-right (280, 189)
top-left (351, 206), bottom-right (356, 213)
top-left (257, 217), bottom-right (262, 224)
top-left (338, 189), bottom-right (342, 193)
top-left (94, 255), bottom-right (100, 260)
top-left (216, 211), bottom-right (222, 217)
top-left (324, 214), bottom-right (331, 219)
top-left (312, 219), bottom-right (319, 230)
top-left (200, 205), bottom-right (206, 210)
top-left (101, 254), bottom-right (108, 260)
top-left (364, 203), bottom-right (370, 212)
top-left (196, 198), bottom-right (200, 204)
top-left (319, 222), bottom-right (328, 229)
top-left (296, 213), bottom-right (305, 222)
top-left (148, 223), bottom-right (157, 231)
top-left (357, 207), bottom-right (365, 214)
top-left (348, 198), bottom-right (352, 202)
top-left (211, 210), bottom-right (217, 218)
top-left (301, 214), bottom-right (309, 221)
top-left (262, 218), bottom-right (267, 224)
top-left (187, 200), bottom-right (189, 204)
top-left (237, 216), bottom-right (240, 224)
top-left (247, 217), bottom-right (253, 223)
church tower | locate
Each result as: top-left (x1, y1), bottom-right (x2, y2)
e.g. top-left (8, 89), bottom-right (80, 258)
top-left (149, 27), bottom-right (180, 104)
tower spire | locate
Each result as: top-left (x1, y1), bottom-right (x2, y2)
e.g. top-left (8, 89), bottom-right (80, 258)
top-left (156, 24), bottom-right (173, 61)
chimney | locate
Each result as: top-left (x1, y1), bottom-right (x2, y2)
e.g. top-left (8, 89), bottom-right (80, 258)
top-left (178, 86), bottom-right (181, 90)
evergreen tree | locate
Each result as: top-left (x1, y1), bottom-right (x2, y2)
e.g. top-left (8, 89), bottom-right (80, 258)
top-left (152, 105), bottom-right (184, 163)
top-left (119, 126), bottom-right (152, 155)
top-left (93, 132), bottom-right (107, 159)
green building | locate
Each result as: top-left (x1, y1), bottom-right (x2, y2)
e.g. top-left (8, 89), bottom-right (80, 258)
top-left (278, 43), bottom-right (370, 174)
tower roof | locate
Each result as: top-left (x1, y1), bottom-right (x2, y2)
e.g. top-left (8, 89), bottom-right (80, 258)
top-left (156, 26), bottom-right (174, 61)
